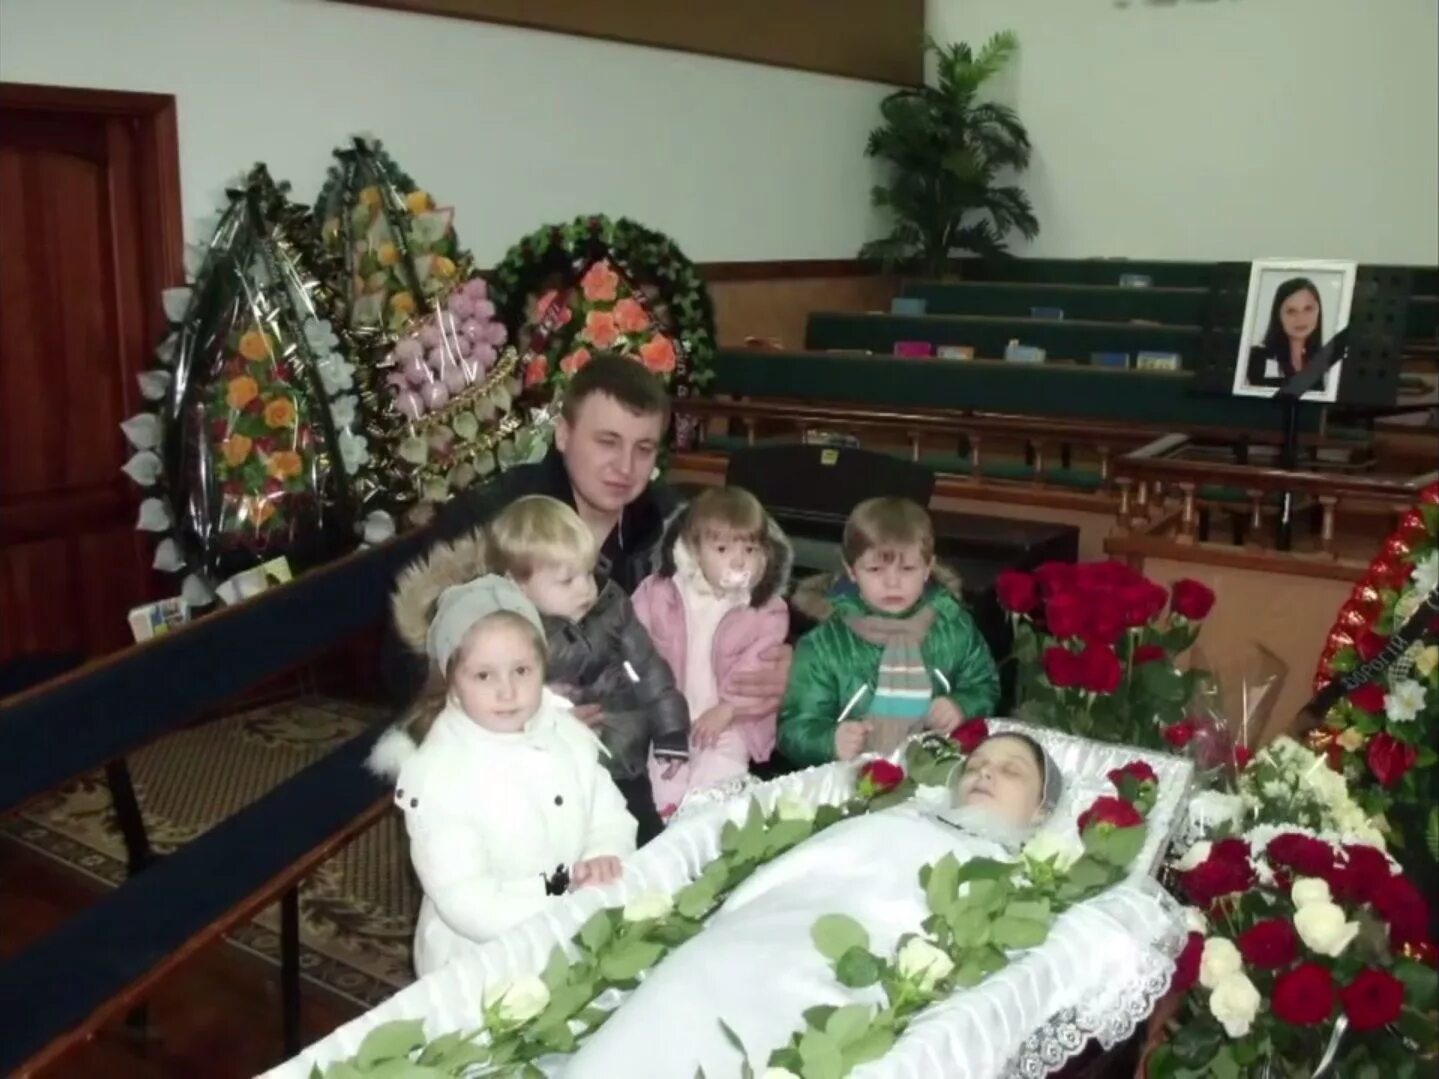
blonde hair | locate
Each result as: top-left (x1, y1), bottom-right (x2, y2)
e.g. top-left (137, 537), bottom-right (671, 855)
top-left (842, 497), bottom-right (934, 566)
top-left (486, 495), bottom-right (596, 581)
top-left (404, 609), bottom-right (548, 742)
top-left (682, 486), bottom-right (766, 548)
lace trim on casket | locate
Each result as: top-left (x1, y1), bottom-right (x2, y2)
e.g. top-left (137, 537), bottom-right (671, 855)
top-left (1000, 922), bottom-right (1186, 1078)
top-left (669, 776), bottom-right (761, 821)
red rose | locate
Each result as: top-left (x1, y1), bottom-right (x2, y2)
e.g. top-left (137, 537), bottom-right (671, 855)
top-left (1132, 644), bottom-right (1166, 665)
top-left (1118, 581), bottom-right (1168, 628)
top-left (1266, 833), bottom-right (1335, 877)
top-left (1081, 604), bottom-right (1126, 647)
top-left (1043, 646), bottom-right (1083, 689)
top-left (1077, 643), bottom-right (1123, 694)
top-left (950, 718), bottom-right (990, 754)
top-left (1162, 718), bottom-right (1198, 749)
top-left (1273, 963), bottom-right (1336, 1026)
top-left (1033, 561), bottom-right (1076, 596)
top-left (1173, 931), bottom-right (1205, 992)
top-left (1211, 837), bottom-right (1252, 864)
top-left (1076, 795), bottom-right (1143, 833)
top-left (1356, 629), bottom-right (1390, 662)
top-left (1180, 856), bottom-right (1256, 908)
top-left (1045, 592), bottom-right (1087, 638)
top-left (857, 759), bottom-right (904, 796)
top-left (1075, 560), bottom-right (1142, 590)
top-left (1371, 875), bottom-right (1432, 950)
top-left (1107, 760), bottom-right (1158, 789)
top-left (1348, 682), bottom-right (1386, 714)
top-left (1339, 969), bottom-right (1405, 1031)
top-left (996, 570), bottom-right (1039, 614)
top-left (1367, 733), bottom-right (1417, 789)
top-left (1239, 918), bottom-right (1299, 969)
top-left (1170, 578), bottom-right (1216, 620)
top-left (1233, 745), bottom-right (1253, 770)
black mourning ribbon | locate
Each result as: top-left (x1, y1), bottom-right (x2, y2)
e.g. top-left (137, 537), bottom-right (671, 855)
top-left (1301, 585), bottom-right (1439, 724)
top-left (1275, 327), bottom-right (1350, 400)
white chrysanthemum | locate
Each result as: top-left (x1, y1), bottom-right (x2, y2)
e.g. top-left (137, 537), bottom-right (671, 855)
top-left (329, 394), bottom-right (357, 431)
top-left (1410, 551), bottom-right (1438, 596)
top-left (1384, 679), bottom-right (1426, 724)
top-left (337, 429), bottom-right (369, 474)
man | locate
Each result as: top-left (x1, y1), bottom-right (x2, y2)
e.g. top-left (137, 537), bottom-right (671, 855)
top-left (384, 352), bottom-right (792, 835)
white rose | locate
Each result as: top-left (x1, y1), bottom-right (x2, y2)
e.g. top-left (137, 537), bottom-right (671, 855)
top-left (1208, 971), bottom-right (1262, 1038)
top-left (1294, 901), bottom-right (1359, 957)
top-left (1198, 936), bottom-right (1243, 990)
top-left (622, 890), bottom-right (674, 923)
top-left (1290, 877), bottom-right (1332, 909)
top-left (490, 976), bottom-right (550, 1025)
top-left (896, 937), bottom-right (955, 991)
top-left (775, 791), bottom-right (816, 823)
top-left (1183, 906), bottom-right (1209, 935)
top-left (1022, 830), bottom-right (1083, 872)
top-left (1176, 840), bottom-right (1212, 872)
top-left (1384, 679), bottom-right (1427, 724)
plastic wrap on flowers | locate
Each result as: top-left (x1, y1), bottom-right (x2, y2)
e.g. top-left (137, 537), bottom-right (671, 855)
top-left (121, 165), bottom-right (361, 603)
top-left (489, 215), bottom-right (716, 448)
top-left (317, 137), bottom-right (547, 527)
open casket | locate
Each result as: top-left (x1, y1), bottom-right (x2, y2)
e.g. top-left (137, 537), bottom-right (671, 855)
top-left (269, 723), bottom-right (1193, 1078)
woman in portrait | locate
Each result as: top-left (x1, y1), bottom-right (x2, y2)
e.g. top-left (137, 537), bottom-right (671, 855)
top-left (1245, 276), bottom-right (1327, 391)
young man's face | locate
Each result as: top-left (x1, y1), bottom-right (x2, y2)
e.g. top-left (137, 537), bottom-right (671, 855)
top-left (555, 392), bottom-right (666, 519)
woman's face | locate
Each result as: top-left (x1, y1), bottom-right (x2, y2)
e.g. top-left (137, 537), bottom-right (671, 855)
top-left (954, 735), bottom-right (1045, 827)
top-left (1279, 289), bottom-right (1320, 342)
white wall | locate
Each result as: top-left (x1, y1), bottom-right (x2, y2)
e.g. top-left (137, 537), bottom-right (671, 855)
top-left (0, 0), bottom-right (888, 262)
top-left (929, 0), bottom-right (1439, 265)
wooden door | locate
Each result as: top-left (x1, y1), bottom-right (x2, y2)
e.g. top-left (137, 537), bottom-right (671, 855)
top-left (0, 84), bottom-right (183, 666)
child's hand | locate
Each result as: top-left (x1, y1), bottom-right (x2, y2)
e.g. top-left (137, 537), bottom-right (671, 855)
top-left (691, 705), bottom-right (735, 749)
top-left (926, 697), bottom-right (964, 735)
top-left (835, 721), bottom-right (871, 761)
top-left (570, 856), bottom-right (623, 890)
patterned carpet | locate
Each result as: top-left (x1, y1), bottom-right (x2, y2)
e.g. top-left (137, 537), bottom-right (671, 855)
top-left (1, 696), bottom-right (419, 1007)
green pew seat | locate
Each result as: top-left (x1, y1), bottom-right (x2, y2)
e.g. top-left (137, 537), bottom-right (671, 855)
top-left (901, 282), bottom-right (1209, 326)
top-left (951, 258), bottom-right (1439, 295)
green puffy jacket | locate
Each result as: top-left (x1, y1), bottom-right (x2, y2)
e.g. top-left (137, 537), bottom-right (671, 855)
top-left (778, 581), bottom-right (999, 767)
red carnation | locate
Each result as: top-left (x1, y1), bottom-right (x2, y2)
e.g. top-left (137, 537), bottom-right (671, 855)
top-left (857, 759), bottom-right (904, 797)
top-left (1339, 969), bottom-right (1405, 1031)
top-left (1367, 733), bottom-right (1417, 789)
top-left (1348, 682), bottom-right (1386, 714)
top-left (1371, 875), bottom-right (1432, 950)
top-left (1077, 643), bottom-right (1124, 694)
top-left (1043, 646), bottom-right (1083, 689)
top-left (1180, 856), bottom-right (1256, 908)
top-left (1273, 963), bottom-right (1336, 1027)
top-left (1033, 561), bottom-right (1076, 596)
top-left (995, 570), bottom-right (1039, 614)
top-left (1163, 719), bottom-right (1198, 749)
top-left (1239, 918), bottom-right (1299, 969)
top-left (1046, 592), bottom-right (1087, 638)
top-left (1340, 843), bottom-right (1393, 894)
top-left (1173, 931), bottom-right (1204, 992)
top-left (1133, 644), bottom-right (1166, 665)
top-left (1170, 578), bottom-right (1216, 621)
top-left (1267, 833), bottom-right (1335, 877)
top-left (1356, 629), bottom-right (1390, 662)
top-left (1211, 837), bottom-right (1252, 864)
top-left (950, 718), bottom-right (990, 754)
top-left (1108, 760), bottom-right (1158, 789)
top-left (1077, 795), bottom-right (1143, 833)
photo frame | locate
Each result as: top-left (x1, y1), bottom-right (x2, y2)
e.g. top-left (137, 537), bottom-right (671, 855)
top-left (1231, 258), bottom-right (1357, 403)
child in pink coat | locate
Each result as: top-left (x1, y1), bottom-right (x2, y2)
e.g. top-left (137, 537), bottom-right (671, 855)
top-left (632, 487), bottom-right (792, 817)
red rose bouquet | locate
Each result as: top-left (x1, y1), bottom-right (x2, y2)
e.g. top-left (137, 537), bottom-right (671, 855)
top-left (1150, 828), bottom-right (1437, 1077)
top-left (998, 561), bottom-right (1215, 748)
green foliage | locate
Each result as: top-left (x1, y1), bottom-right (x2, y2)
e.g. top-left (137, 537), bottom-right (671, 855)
top-left (860, 33), bottom-right (1038, 276)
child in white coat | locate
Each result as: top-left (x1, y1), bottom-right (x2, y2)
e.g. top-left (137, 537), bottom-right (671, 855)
top-left (369, 574), bottom-right (637, 977)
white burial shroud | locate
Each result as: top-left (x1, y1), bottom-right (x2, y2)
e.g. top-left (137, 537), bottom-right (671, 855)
top-left (267, 723), bottom-right (1192, 1079)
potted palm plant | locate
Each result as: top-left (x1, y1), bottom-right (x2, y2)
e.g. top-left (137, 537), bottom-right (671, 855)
top-left (861, 33), bottom-right (1039, 279)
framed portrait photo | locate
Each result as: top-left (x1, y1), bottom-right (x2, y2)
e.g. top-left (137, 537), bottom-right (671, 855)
top-left (1231, 258), bottom-right (1357, 403)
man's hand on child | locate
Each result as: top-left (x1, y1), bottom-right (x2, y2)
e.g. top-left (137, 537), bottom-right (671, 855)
top-left (835, 720), bottom-right (871, 761)
top-left (691, 704), bottom-right (735, 749)
top-left (570, 856), bottom-right (622, 889)
top-left (925, 697), bottom-right (964, 734)
top-left (728, 643), bottom-right (794, 713)
top-left (571, 702), bottom-right (605, 728)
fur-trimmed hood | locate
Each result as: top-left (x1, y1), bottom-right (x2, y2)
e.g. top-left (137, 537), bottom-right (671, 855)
top-left (391, 528), bottom-right (492, 656)
top-left (790, 562), bottom-right (965, 624)
top-left (650, 502), bottom-right (793, 608)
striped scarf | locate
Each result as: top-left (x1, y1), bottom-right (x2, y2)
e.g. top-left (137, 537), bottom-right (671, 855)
top-left (845, 605), bottom-right (937, 734)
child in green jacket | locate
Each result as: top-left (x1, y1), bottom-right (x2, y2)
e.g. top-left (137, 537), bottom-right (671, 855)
top-left (778, 497), bottom-right (999, 766)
